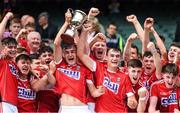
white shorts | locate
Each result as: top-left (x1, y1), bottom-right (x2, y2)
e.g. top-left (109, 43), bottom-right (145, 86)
top-left (59, 105), bottom-right (92, 113)
top-left (0, 102), bottom-right (18, 113)
top-left (87, 102), bottom-right (96, 113)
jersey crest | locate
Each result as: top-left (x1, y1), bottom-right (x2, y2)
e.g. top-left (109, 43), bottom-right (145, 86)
top-left (9, 64), bottom-right (19, 78)
top-left (103, 77), bottom-right (119, 94)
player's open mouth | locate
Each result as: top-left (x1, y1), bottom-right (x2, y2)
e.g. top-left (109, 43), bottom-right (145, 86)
top-left (32, 42), bottom-right (40, 45)
top-left (133, 77), bottom-right (138, 80)
top-left (68, 58), bottom-right (74, 61)
top-left (97, 51), bottom-right (103, 55)
top-left (22, 66), bottom-right (28, 71)
top-left (46, 60), bottom-right (51, 64)
top-left (146, 67), bottom-right (151, 70)
top-left (168, 83), bottom-right (173, 86)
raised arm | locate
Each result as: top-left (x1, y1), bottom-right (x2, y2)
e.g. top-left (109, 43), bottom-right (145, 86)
top-left (143, 17), bottom-right (154, 55)
top-left (30, 62), bottom-right (56, 92)
top-left (15, 28), bottom-right (26, 41)
top-left (126, 14), bottom-right (144, 41)
top-left (147, 42), bottom-right (162, 80)
top-left (54, 9), bottom-right (72, 64)
top-left (123, 33), bottom-right (138, 62)
top-left (77, 22), bottom-right (97, 72)
top-left (150, 27), bottom-right (167, 61)
top-left (137, 87), bottom-right (148, 113)
top-left (88, 7), bottom-right (100, 20)
top-left (0, 12), bottom-right (13, 52)
top-left (148, 96), bottom-right (159, 113)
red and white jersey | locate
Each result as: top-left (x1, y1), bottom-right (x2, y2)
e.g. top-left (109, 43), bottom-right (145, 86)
top-left (139, 69), bottom-right (158, 90)
top-left (150, 80), bottom-right (180, 112)
top-left (18, 78), bottom-right (36, 112)
top-left (0, 59), bottom-right (19, 106)
top-left (95, 62), bottom-right (134, 113)
top-left (32, 67), bottom-right (60, 113)
top-left (55, 61), bottom-right (93, 104)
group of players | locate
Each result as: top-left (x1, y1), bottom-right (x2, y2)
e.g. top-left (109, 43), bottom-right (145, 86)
top-left (0, 7), bottom-right (180, 113)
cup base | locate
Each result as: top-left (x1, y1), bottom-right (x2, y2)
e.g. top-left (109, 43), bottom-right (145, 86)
top-left (61, 34), bottom-right (75, 44)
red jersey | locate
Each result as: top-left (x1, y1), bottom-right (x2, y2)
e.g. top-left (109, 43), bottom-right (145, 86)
top-left (139, 69), bottom-right (158, 90)
top-left (95, 62), bottom-right (134, 113)
top-left (18, 78), bottom-right (36, 112)
top-left (150, 80), bottom-right (180, 112)
top-left (32, 67), bottom-right (59, 113)
top-left (55, 61), bottom-right (93, 104)
top-left (0, 59), bottom-right (19, 106)
top-left (128, 83), bottom-right (141, 113)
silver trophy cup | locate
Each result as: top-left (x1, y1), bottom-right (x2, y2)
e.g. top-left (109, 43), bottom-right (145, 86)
top-left (61, 9), bottom-right (87, 44)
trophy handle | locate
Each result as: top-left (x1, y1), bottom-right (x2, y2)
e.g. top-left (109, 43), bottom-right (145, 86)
top-left (68, 8), bottom-right (74, 15)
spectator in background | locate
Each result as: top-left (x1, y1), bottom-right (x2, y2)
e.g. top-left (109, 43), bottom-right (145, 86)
top-left (26, 31), bottom-right (41, 54)
top-left (105, 22), bottom-right (125, 52)
top-left (108, 0), bottom-right (120, 14)
top-left (36, 12), bottom-right (58, 42)
top-left (9, 17), bottom-right (22, 38)
top-left (21, 15), bottom-right (35, 28)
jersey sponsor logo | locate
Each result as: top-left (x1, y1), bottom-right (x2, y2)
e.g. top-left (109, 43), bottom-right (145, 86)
top-left (161, 93), bottom-right (178, 107)
top-left (18, 87), bottom-right (36, 100)
top-left (103, 77), bottom-right (119, 94)
top-left (9, 64), bottom-right (19, 78)
top-left (57, 68), bottom-right (80, 80)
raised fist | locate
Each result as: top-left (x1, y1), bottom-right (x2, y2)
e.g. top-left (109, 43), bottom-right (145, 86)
top-left (5, 12), bottom-right (13, 20)
top-left (49, 61), bottom-right (56, 74)
top-left (147, 42), bottom-right (156, 52)
top-left (88, 7), bottom-right (100, 17)
top-left (65, 9), bottom-right (72, 23)
top-left (138, 87), bottom-right (148, 98)
top-left (144, 17), bottom-right (154, 31)
top-left (127, 33), bottom-right (138, 42)
top-left (126, 14), bottom-right (137, 23)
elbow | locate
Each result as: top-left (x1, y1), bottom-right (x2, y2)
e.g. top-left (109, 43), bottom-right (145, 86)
top-left (54, 42), bottom-right (59, 47)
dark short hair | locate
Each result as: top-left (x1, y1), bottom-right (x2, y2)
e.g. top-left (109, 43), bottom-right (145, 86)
top-left (61, 42), bottom-right (77, 50)
top-left (10, 17), bottom-right (21, 25)
top-left (108, 22), bottom-right (117, 28)
top-left (1, 37), bottom-right (18, 46)
top-left (38, 12), bottom-right (49, 20)
top-left (29, 53), bottom-right (40, 63)
top-left (16, 54), bottom-right (31, 63)
top-left (131, 44), bottom-right (139, 54)
top-left (170, 42), bottom-right (180, 48)
top-left (143, 51), bottom-right (153, 58)
top-left (128, 59), bottom-right (142, 68)
top-left (39, 46), bottom-right (53, 56)
top-left (162, 63), bottom-right (179, 76)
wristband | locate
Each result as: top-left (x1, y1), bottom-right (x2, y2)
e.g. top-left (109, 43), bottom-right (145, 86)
top-left (139, 97), bottom-right (146, 101)
top-left (4, 16), bottom-right (9, 20)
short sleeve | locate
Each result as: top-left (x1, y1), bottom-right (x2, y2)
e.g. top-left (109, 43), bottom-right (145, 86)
top-left (125, 75), bottom-right (134, 94)
top-left (150, 83), bottom-right (158, 97)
